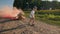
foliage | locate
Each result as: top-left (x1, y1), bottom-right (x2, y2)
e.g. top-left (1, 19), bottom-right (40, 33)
top-left (13, 0), bottom-right (60, 10)
top-left (13, 0), bottom-right (42, 9)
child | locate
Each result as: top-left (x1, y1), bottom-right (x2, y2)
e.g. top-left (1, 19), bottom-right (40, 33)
top-left (29, 6), bottom-right (37, 26)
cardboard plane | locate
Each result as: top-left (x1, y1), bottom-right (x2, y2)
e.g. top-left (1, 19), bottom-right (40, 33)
top-left (0, 6), bottom-right (20, 20)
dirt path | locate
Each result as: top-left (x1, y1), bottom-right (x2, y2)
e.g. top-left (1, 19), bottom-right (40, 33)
top-left (0, 19), bottom-right (60, 34)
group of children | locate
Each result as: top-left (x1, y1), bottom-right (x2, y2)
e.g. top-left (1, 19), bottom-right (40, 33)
top-left (17, 6), bottom-right (37, 26)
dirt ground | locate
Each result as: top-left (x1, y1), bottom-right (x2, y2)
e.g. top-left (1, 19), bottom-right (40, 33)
top-left (0, 19), bottom-right (60, 34)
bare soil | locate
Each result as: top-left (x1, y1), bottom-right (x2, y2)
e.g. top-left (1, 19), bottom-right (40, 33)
top-left (0, 19), bottom-right (60, 34)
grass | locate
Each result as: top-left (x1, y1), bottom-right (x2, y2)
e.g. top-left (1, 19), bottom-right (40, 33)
top-left (24, 10), bottom-right (60, 26)
top-left (38, 18), bottom-right (60, 26)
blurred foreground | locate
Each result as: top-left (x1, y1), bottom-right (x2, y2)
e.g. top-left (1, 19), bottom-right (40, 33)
top-left (0, 19), bottom-right (60, 34)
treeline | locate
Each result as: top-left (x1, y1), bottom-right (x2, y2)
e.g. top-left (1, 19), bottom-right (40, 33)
top-left (13, 0), bottom-right (60, 10)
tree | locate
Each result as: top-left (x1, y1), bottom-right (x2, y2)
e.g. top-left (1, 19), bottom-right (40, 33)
top-left (13, 0), bottom-right (60, 10)
top-left (13, 0), bottom-right (26, 9)
top-left (13, 0), bottom-right (41, 9)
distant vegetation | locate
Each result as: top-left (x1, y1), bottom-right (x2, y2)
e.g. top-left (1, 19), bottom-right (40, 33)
top-left (13, 0), bottom-right (60, 10)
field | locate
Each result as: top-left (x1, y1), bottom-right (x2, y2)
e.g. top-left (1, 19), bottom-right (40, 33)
top-left (24, 10), bottom-right (60, 26)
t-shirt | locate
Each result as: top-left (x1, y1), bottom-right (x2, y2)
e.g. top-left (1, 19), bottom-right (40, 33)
top-left (30, 10), bottom-right (35, 18)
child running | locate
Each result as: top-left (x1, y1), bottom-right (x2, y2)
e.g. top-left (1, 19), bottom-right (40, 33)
top-left (29, 6), bottom-right (37, 26)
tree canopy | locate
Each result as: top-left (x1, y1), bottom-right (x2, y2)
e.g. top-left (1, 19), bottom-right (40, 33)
top-left (13, 0), bottom-right (60, 10)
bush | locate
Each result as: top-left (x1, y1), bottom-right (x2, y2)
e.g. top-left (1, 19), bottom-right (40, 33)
top-left (47, 14), bottom-right (60, 21)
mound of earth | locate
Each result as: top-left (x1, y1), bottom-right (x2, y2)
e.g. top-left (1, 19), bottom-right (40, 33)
top-left (0, 19), bottom-right (60, 34)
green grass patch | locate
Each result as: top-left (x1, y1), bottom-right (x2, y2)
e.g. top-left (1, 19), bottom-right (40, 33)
top-left (24, 10), bottom-right (60, 26)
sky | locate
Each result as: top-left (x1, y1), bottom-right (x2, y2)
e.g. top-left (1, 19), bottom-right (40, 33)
top-left (0, 0), bottom-right (14, 9)
top-left (58, 0), bottom-right (60, 2)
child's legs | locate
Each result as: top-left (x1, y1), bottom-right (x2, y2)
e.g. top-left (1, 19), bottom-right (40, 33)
top-left (29, 18), bottom-right (32, 23)
top-left (29, 18), bottom-right (34, 24)
top-left (31, 18), bottom-right (35, 24)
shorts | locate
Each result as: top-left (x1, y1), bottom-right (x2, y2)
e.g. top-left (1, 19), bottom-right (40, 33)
top-left (29, 16), bottom-right (34, 19)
